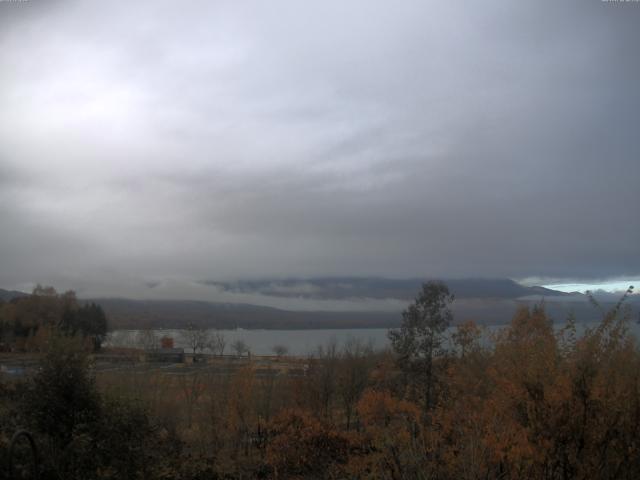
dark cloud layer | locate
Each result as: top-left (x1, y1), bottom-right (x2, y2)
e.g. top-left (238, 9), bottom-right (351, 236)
top-left (0, 0), bottom-right (639, 299)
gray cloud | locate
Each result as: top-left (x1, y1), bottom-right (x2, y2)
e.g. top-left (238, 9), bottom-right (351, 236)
top-left (0, 0), bottom-right (639, 299)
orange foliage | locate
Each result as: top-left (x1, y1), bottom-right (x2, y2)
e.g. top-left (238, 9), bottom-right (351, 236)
top-left (431, 304), bottom-right (640, 479)
top-left (347, 389), bottom-right (426, 479)
top-left (265, 408), bottom-right (350, 479)
top-left (77, 292), bottom-right (640, 479)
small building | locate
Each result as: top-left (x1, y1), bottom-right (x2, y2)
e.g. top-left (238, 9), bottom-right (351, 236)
top-left (145, 347), bottom-right (184, 363)
top-left (160, 336), bottom-right (175, 349)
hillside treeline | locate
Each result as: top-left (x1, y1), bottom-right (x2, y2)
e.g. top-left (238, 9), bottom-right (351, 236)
top-left (0, 286), bottom-right (108, 352)
top-left (1, 282), bottom-right (639, 479)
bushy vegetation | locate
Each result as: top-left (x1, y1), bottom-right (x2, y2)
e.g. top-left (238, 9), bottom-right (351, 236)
top-left (1, 282), bottom-right (639, 479)
top-left (0, 336), bottom-right (180, 479)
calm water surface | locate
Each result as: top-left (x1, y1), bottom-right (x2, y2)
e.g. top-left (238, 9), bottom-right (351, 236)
top-left (108, 320), bottom-right (640, 356)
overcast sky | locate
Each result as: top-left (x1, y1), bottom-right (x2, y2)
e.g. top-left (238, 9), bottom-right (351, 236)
top-left (1, 0), bottom-right (639, 301)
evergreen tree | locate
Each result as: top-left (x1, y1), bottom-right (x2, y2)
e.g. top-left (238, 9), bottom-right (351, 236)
top-left (388, 281), bottom-right (454, 413)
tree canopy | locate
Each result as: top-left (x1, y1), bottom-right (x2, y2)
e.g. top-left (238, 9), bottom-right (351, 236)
top-left (0, 285), bottom-right (108, 351)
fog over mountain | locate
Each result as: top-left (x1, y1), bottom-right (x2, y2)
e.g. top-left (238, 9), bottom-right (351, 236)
top-left (207, 278), bottom-right (571, 301)
top-left (3, 279), bottom-right (637, 330)
top-left (1, 1), bottom-right (639, 298)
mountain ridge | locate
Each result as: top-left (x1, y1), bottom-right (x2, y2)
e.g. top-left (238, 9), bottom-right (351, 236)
top-left (0, 288), bottom-right (29, 302)
top-left (5, 280), bottom-right (627, 331)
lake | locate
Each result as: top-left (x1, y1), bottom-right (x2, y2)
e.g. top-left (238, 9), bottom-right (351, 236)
top-left (108, 328), bottom-right (392, 356)
top-left (108, 320), bottom-right (640, 356)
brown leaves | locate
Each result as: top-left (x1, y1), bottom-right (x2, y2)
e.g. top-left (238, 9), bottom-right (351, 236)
top-left (265, 408), bottom-right (350, 479)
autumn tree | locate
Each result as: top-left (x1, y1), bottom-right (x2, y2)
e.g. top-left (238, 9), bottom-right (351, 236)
top-left (3, 287), bottom-right (108, 351)
top-left (429, 292), bottom-right (640, 480)
top-left (265, 408), bottom-right (350, 479)
top-left (388, 280), bottom-right (453, 413)
top-left (178, 371), bottom-right (206, 428)
top-left (231, 339), bottom-right (249, 357)
top-left (272, 344), bottom-right (288, 357)
top-left (180, 323), bottom-right (210, 358)
top-left (338, 338), bottom-right (373, 429)
top-left (208, 330), bottom-right (227, 356)
top-left (4, 285), bottom-right (65, 347)
top-left (306, 340), bottom-right (339, 420)
top-left (59, 301), bottom-right (107, 351)
top-left (227, 365), bottom-right (256, 458)
top-left (137, 326), bottom-right (159, 350)
top-left (352, 389), bottom-right (424, 479)
top-left (451, 320), bottom-right (483, 358)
